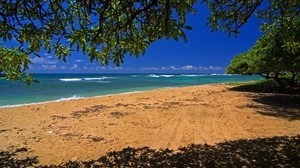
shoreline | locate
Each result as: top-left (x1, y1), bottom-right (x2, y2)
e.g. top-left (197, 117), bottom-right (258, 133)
top-left (0, 83), bottom-right (299, 165)
top-left (0, 73), bottom-right (262, 108)
top-left (0, 83), bottom-right (220, 109)
top-left (0, 81), bottom-right (256, 109)
top-left (0, 86), bottom-right (179, 109)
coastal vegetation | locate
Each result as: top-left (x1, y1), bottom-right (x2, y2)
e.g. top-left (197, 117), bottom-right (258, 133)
top-left (0, 0), bottom-right (299, 84)
top-left (227, 19), bottom-right (300, 88)
top-left (229, 79), bottom-right (300, 94)
top-left (0, 46), bottom-right (37, 85)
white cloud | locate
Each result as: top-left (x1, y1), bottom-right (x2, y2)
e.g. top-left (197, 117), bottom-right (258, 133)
top-left (109, 67), bottom-right (123, 70)
top-left (74, 59), bottom-right (84, 63)
top-left (69, 64), bottom-right (78, 70)
top-left (78, 65), bottom-right (128, 71)
top-left (140, 67), bottom-right (160, 71)
top-left (60, 66), bottom-right (67, 70)
top-left (208, 66), bottom-right (223, 71)
top-left (31, 56), bottom-right (57, 65)
top-left (140, 65), bottom-right (223, 72)
top-left (41, 64), bottom-right (58, 70)
top-left (181, 65), bottom-right (198, 70)
top-left (197, 66), bottom-right (208, 70)
top-left (170, 66), bottom-right (177, 70)
top-left (31, 57), bottom-right (45, 64)
top-left (44, 53), bottom-right (53, 59)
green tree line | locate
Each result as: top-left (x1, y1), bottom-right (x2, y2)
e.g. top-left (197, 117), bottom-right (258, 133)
top-left (227, 16), bottom-right (300, 88)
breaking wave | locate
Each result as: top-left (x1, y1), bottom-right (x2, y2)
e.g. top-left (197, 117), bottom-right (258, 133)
top-left (59, 77), bottom-right (115, 82)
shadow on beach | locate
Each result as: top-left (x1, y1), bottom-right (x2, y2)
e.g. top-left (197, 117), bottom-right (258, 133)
top-left (230, 84), bottom-right (300, 121)
top-left (1, 135), bottom-right (299, 167)
top-left (228, 82), bottom-right (300, 95)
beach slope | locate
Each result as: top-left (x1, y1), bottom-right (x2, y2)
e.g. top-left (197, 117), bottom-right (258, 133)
top-left (0, 84), bottom-right (299, 165)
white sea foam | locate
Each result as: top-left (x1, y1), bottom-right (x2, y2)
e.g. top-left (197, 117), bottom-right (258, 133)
top-left (102, 77), bottom-right (117, 79)
top-left (59, 77), bottom-right (115, 82)
top-left (147, 74), bottom-right (160, 78)
top-left (0, 95), bottom-right (85, 109)
top-left (147, 74), bottom-right (175, 78)
top-left (83, 77), bottom-right (106, 81)
top-left (209, 73), bottom-right (224, 76)
top-left (59, 78), bottom-right (82, 81)
top-left (179, 74), bottom-right (208, 77)
top-left (84, 77), bottom-right (115, 81)
top-left (95, 81), bottom-right (111, 83)
top-left (57, 95), bottom-right (84, 101)
top-left (180, 74), bottom-right (199, 77)
top-left (86, 77), bottom-right (116, 80)
top-left (209, 73), bottom-right (234, 76)
top-left (160, 75), bottom-right (174, 78)
top-left (181, 74), bottom-right (197, 77)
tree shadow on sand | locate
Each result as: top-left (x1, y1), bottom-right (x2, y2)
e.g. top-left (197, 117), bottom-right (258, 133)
top-left (230, 84), bottom-right (300, 121)
top-left (2, 135), bottom-right (300, 167)
top-left (0, 147), bottom-right (38, 167)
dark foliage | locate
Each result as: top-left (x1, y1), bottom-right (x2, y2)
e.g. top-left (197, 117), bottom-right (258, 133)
top-left (1, 135), bottom-right (300, 167)
top-left (230, 80), bottom-right (300, 94)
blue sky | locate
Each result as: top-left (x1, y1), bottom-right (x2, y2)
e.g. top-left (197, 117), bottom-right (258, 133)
top-left (24, 4), bottom-right (262, 74)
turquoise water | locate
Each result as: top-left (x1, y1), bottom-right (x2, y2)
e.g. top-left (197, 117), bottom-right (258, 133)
top-left (0, 73), bottom-right (261, 107)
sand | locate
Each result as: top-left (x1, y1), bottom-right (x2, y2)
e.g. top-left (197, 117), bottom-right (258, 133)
top-left (0, 84), bottom-right (299, 165)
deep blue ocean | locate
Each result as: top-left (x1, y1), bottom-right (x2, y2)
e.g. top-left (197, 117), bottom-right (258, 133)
top-left (0, 73), bottom-right (261, 107)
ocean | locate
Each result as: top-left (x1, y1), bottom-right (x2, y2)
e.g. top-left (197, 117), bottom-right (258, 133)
top-left (0, 73), bottom-right (261, 107)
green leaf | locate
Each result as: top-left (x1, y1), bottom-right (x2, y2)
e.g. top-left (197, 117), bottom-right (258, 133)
top-left (184, 26), bottom-right (193, 30)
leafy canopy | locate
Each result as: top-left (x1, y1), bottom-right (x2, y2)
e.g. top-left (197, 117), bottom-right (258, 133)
top-left (1, 0), bottom-right (197, 84)
top-left (0, 0), bottom-right (299, 84)
top-left (202, 0), bottom-right (300, 35)
top-left (227, 19), bottom-right (300, 87)
top-left (0, 46), bottom-right (36, 85)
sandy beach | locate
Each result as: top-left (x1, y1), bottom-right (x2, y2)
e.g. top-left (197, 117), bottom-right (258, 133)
top-left (0, 84), bottom-right (299, 165)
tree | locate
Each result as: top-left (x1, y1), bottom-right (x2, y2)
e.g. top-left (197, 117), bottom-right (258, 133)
top-left (0, 0), bottom-right (299, 84)
top-left (227, 19), bottom-right (300, 87)
top-left (0, 46), bottom-right (35, 85)
top-left (1, 0), bottom-right (197, 84)
top-left (202, 0), bottom-right (300, 35)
